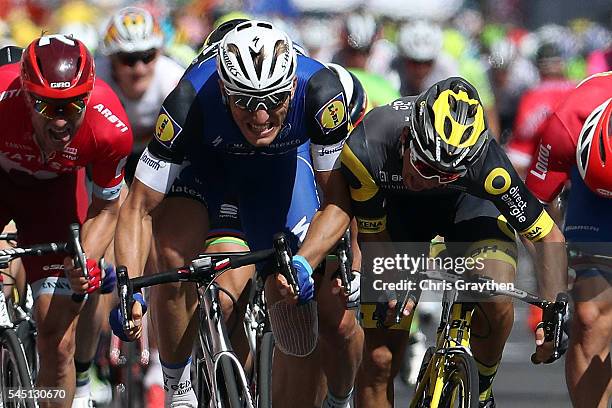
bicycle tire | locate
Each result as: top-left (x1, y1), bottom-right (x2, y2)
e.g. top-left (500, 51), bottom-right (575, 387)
top-left (412, 346), bottom-right (435, 408)
top-left (218, 354), bottom-right (243, 408)
top-left (438, 352), bottom-right (479, 408)
top-left (257, 331), bottom-right (274, 408)
top-left (0, 329), bottom-right (36, 408)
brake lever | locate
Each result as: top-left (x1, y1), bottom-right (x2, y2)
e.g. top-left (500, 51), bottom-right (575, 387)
top-left (273, 233), bottom-right (299, 298)
top-left (543, 292), bottom-right (569, 361)
top-left (68, 223), bottom-right (87, 302)
top-left (116, 265), bottom-right (133, 333)
top-left (335, 230), bottom-right (352, 296)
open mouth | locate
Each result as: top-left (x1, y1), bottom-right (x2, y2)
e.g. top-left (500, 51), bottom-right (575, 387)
top-left (48, 127), bottom-right (72, 143)
top-left (247, 122), bottom-right (274, 136)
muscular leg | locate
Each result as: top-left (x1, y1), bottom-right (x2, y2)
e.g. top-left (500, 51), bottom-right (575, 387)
top-left (34, 293), bottom-right (83, 408)
top-left (150, 197), bottom-right (208, 365)
top-left (206, 239), bottom-right (254, 365)
top-left (469, 259), bottom-right (515, 401)
top-left (265, 277), bottom-right (326, 407)
top-left (317, 262), bottom-right (364, 403)
top-left (566, 273), bottom-right (612, 408)
top-left (355, 328), bottom-right (411, 408)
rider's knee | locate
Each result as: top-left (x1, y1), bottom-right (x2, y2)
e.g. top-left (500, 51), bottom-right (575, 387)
top-left (320, 311), bottom-right (361, 346)
top-left (573, 302), bottom-right (604, 334)
top-left (479, 298), bottom-right (514, 327)
top-left (37, 329), bottom-right (76, 365)
top-left (365, 345), bottom-right (393, 375)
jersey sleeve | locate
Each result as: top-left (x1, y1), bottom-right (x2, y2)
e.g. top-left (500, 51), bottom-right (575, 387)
top-left (340, 122), bottom-right (386, 234)
top-left (465, 139), bottom-right (555, 241)
top-left (304, 68), bottom-right (351, 171)
top-left (137, 78), bottom-right (204, 194)
top-left (524, 112), bottom-right (575, 203)
top-left (89, 92), bottom-right (133, 200)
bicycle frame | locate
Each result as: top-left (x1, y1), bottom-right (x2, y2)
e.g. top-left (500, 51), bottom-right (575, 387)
top-left (409, 269), bottom-right (568, 408)
top-left (196, 283), bottom-right (255, 408)
top-left (410, 286), bottom-right (476, 408)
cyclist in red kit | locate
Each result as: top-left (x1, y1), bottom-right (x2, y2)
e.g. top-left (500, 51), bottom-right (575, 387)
top-left (0, 35), bottom-right (131, 406)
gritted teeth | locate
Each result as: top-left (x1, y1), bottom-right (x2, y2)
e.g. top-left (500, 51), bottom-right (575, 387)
top-left (248, 123), bottom-right (273, 132)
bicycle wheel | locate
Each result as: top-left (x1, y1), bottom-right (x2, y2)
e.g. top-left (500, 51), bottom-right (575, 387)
top-left (438, 352), bottom-right (479, 408)
top-left (412, 346), bottom-right (435, 408)
top-left (257, 331), bottom-right (274, 408)
top-left (0, 329), bottom-right (36, 408)
top-left (217, 355), bottom-right (243, 408)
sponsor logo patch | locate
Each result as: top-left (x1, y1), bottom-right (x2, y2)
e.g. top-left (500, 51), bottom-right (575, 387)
top-left (155, 107), bottom-right (182, 144)
top-left (315, 93), bottom-right (347, 134)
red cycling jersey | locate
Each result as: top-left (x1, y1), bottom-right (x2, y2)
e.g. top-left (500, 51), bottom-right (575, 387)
top-left (525, 72), bottom-right (612, 203)
top-left (0, 62), bottom-right (132, 199)
top-left (0, 62), bottom-right (132, 286)
top-left (506, 78), bottom-right (575, 168)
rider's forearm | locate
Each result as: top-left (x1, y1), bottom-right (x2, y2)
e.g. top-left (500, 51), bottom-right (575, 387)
top-left (81, 199), bottom-right (120, 261)
top-left (532, 225), bottom-right (568, 301)
top-left (298, 203), bottom-right (351, 268)
top-left (114, 203), bottom-right (151, 279)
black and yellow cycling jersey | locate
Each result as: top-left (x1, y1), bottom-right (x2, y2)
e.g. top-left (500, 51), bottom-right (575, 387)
top-left (340, 96), bottom-right (554, 243)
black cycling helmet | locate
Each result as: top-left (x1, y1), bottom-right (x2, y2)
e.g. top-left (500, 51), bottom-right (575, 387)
top-left (203, 18), bottom-right (250, 47)
top-left (326, 63), bottom-right (368, 126)
top-left (410, 76), bottom-right (489, 174)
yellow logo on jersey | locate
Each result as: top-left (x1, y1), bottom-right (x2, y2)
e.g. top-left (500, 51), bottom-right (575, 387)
top-left (316, 93), bottom-right (347, 134)
top-left (155, 114), bottom-right (174, 141)
top-left (484, 168), bottom-right (511, 195)
top-left (520, 210), bottom-right (554, 241)
top-left (357, 217), bottom-right (386, 233)
top-left (155, 107), bottom-right (182, 144)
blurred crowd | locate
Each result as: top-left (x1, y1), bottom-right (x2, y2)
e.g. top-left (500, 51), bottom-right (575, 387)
top-left (1, 0), bottom-right (611, 163)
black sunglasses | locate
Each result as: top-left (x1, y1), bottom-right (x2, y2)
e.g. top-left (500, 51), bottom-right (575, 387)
top-left (230, 91), bottom-right (291, 113)
top-left (116, 49), bottom-right (158, 67)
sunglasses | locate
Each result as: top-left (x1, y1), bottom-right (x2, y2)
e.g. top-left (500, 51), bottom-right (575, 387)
top-left (116, 50), bottom-right (157, 67)
top-left (29, 94), bottom-right (87, 120)
top-left (229, 91), bottom-right (291, 113)
top-left (407, 140), bottom-right (463, 183)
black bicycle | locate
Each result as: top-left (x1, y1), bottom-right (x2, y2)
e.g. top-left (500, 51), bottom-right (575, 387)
top-left (117, 233), bottom-right (299, 408)
top-left (0, 224), bottom-right (86, 408)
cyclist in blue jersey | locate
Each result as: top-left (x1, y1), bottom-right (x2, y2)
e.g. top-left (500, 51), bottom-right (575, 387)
top-left (111, 20), bottom-right (363, 407)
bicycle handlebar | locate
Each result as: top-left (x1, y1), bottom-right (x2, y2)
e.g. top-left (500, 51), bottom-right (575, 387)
top-left (391, 269), bottom-right (569, 361)
top-left (116, 233), bottom-right (297, 333)
top-left (0, 232), bottom-right (17, 241)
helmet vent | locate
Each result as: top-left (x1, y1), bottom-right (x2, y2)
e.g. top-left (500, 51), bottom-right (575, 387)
top-left (467, 103), bottom-right (478, 117)
top-left (599, 129), bottom-right (606, 164)
top-left (444, 117), bottom-right (452, 137)
top-left (461, 126), bottom-right (473, 144)
top-left (250, 48), bottom-right (264, 80)
top-left (227, 44), bottom-right (249, 80)
top-left (580, 146), bottom-right (589, 169)
top-left (448, 94), bottom-right (456, 110)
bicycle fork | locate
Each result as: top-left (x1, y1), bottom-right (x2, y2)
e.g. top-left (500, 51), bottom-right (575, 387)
top-left (411, 302), bottom-right (476, 408)
top-left (197, 284), bottom-right (255, 408)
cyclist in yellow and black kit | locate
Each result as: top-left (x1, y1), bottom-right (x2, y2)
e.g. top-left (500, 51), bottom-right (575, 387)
top-left (339, 77), bottom-right (568, 407)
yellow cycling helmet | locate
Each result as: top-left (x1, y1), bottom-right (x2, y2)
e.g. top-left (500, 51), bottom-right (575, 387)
top-left (410, 77), bottom-right (489, 174)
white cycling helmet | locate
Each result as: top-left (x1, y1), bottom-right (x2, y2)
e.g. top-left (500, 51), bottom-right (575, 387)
top-left (345, 12), bottom-right (378, 50)
top-left (101, 7), bottom-right (163, 55)
top-left (217, 20), bottom-right (297, 96)
top-left (398, 20), bottom-right (443, 61)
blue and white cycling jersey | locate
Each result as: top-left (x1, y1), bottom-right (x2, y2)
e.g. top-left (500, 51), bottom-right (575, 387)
top-left (135, 51), bottom-right (350, 251)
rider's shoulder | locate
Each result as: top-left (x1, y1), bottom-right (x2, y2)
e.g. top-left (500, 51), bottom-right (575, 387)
top-left (84, 78), bottom-right (132, 138)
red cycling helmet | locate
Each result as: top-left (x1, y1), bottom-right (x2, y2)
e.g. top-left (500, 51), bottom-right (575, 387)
top-left (576, 97), bottom-right (612, 197)
top-left (20, 34), bottom-right (95, 100)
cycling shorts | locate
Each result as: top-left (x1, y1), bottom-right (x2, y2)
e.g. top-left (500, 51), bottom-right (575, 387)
top-left (0, 168), bottom-right (88, 284)
top-left (166, 142), bottom-right (320, 253)
top-left (360, 191), bottom-right (517, 331)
